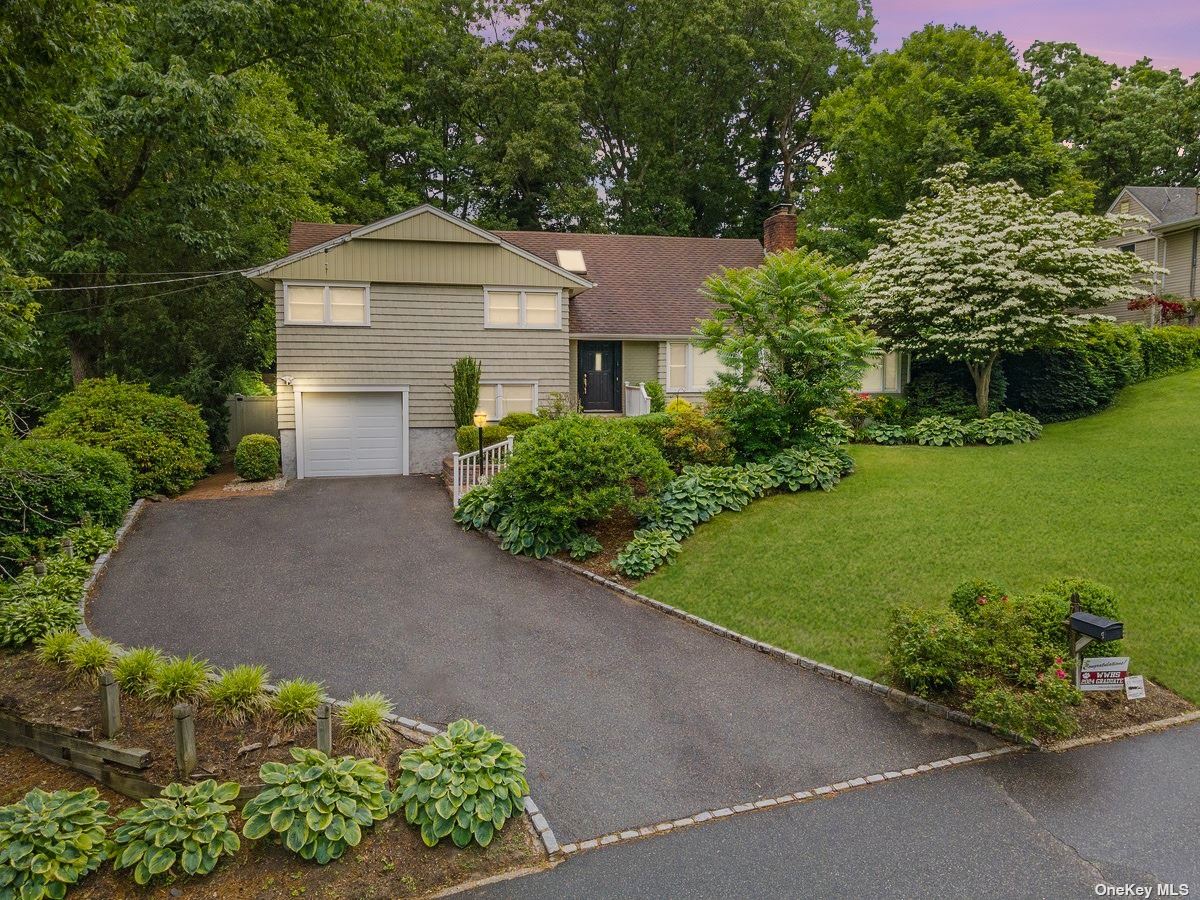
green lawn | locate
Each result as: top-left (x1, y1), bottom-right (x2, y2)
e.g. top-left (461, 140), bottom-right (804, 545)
top-left (642, 369), bottom-right (1200, 702)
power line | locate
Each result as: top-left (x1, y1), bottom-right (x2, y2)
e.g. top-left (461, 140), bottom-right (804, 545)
top-left (0, 270), bottom-right (246, 295)
top-left (38, 273), bottom-right (246, 317)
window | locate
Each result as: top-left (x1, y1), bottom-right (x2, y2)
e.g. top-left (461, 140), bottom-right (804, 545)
top-left (1119, 243), bottom-right (1136, 254)
top-left (859, 351), bottom-right (903, 394)
top-left (484, 288), bottom-right (561, 329)
top-left (666, 342), bottom-right (727, 391)
top-left (478, 383), bottom-right (537, 420)
top-left (284, 283), bottom-right (368, 325)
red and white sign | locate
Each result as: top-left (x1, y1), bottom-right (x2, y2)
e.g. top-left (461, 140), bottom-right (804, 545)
top-left (1080, 657), bottom-right (1129, 692)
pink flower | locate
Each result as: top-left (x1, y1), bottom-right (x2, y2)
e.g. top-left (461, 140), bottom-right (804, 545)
top-left (976, 595), bottom-right (988, 605)
top-left (1055, 669), bottom-right (1067, 680)
top-left (1054, 656), bottom-right (1063, 665)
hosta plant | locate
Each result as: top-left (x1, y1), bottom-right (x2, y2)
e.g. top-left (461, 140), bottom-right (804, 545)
top-left (4, 569), bottom-right (84, 605)
top-left (66, 637), bottom-right (120, 685)
top-left (967, 411), bottom-right (1042, 445)
top-left (35, 630), bottom-right (79, 666)
top-left (111, 780), bottom-right (240, 885)
top-left (61, 525), bottom-right (116, 562)
top-left (910, 415), bottom-right (969, 447)
top-left (768, 446), bottom-right (853, 492)
top-left (614, 529), bottom-right (682, 579)
top-left (859, 422), bottom-right (908, 445)
top-left (148, 655), bottom-right (211, 706)
top-left (242, 748), bottom-right (393, 864)
top-left (0, 597), bottom-right (81, 648)
top-left (567, 533), bottom-right (602, 560)
top-left (112, 647), bottom-right (164, 698)
top-left (0, 787), bottom-right (114, 899)
top-left (271, 677), bottom-right (325, 732)
top-left (395, 719), bottom-right (528, 848)
top-left (207, 664), bottom-right (270, 725)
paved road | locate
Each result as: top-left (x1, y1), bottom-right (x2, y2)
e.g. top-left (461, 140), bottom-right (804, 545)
top-left (473, 723), bottom-right (1200, 899)
top-left (90, 477), bottom-right (998, 842)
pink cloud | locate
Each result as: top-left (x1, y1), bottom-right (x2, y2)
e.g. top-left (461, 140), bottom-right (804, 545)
top-left (872, 0), bottom-right (1200, 73)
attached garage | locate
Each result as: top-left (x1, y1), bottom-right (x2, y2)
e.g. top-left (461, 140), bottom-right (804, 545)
top-left (295, 388), bottom-right (408, 478)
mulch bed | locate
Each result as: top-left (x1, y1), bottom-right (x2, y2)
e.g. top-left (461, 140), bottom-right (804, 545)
top-left (1068, 678), bottom-right (1194, 737)
top-left (551, 510), bottom-right (639, 586)
top-left (0, 744), bottom-right (545, 899)
top-left (0, 651), bottom-right (417, 786)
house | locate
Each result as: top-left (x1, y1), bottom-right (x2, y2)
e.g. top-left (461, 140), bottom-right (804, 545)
top-left (1098, 186), bottom-right (1200, 323)
top-left (245, 204), bottom-right (905, 478)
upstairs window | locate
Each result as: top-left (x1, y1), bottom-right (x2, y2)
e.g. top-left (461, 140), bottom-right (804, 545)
top-left (484, 288), bottom-right (561, 329)
top-left (284, 283), bottom-right (369, 326)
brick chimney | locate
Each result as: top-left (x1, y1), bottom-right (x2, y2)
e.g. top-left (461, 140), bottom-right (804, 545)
top-left (763, 202), bottom-right (797, 254)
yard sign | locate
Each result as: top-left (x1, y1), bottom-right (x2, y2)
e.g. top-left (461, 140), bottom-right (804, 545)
top-left (1079, 657), bottom-right (1129, 692)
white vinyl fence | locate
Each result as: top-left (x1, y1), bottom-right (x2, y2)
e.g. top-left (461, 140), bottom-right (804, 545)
top-left (623, 382), bottom-right (651, 416)
top-left (452, 434), bottom-right (515, 506)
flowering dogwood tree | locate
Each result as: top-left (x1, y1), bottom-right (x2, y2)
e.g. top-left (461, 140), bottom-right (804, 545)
top-left (860, 165), bottom-right (1157, 416)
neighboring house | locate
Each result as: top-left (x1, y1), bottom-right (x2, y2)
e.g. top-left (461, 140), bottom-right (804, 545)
top-left (1097, 186), bottom-right (1200, 323)
top-left (245, 205), bottom-right (905, 478)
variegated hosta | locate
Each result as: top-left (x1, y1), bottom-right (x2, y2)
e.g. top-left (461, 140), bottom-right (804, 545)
top-left (111, 780), bottom-right (240, 885)
top-left (0, 787), bottom-right (113, 900)
top-left (395, 719), bottom-right (528, 848)
top-left (241, 748), bottom-right (393, 864)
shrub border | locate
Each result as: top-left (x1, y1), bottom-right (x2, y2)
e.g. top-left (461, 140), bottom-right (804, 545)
top-left (71, 499), bottom-right (562, 858)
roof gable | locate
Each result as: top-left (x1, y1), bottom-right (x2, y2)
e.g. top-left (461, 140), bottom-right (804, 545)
top-left (1109, 186), bottom-right (1200, 226)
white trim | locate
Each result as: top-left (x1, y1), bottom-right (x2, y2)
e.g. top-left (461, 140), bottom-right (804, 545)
top-left (478, 380), bottom-right (539, 421)
top-left (483, 287), bottom-right (563, 330)
top-left (246, 204), bottom-right (594, 289)
top-left (283, 280), bottom-right (371, 327)
top-left (665, 341), bottom-right (723, 393)
top-left (293, 385), bottom-right (409, 479)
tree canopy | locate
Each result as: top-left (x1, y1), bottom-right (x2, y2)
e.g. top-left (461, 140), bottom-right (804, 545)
top-left (860, 165), bottom-right (1157, 415)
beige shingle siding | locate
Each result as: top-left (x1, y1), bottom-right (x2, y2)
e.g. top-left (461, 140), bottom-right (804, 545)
top-left (1162, 228), bottom-right (1200, 298)
top-left (275, 282), bottom-right (569, 429)
top-left (267, 237), bottom-right (580, 290)
top-left (622, 341), bottom-right (659, 386)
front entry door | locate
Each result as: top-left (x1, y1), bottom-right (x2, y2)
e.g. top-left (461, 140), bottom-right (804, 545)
top-left (579, 341), bottom-right (622, 412)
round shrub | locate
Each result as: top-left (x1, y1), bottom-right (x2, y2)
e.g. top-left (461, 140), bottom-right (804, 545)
top-left (0, 439), bottom-right (132, 539)
top-left (618, 412), bottom-right (671, 451)
top-left (0, 787), bottom-right (114, 899)
top-left (497, 412), bottom-right (541, 433)
top-left (454, 424), bottom-right (512, 454)
top-left (704, 385), bottom-right (791, 462)
top-left (888, 606), bottom-right (973, 696)
top-left (33, 378), bottom-right (213, 497)
top-left (659, 406), bottom-right (733, 469)
top-left (949, 578), bottom-right (1007, 621)
top-left (1025, 577), bottom-right (1123, 656)
top-left (484, 416), bottom-right (671, 555)
top-left (234, 434), bottom-right (280, 481)
top-left (395, 719), bottom-right (528, 848)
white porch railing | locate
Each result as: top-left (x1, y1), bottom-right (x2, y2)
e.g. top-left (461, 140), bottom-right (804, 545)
top-left (452, 434), bottom-right (515, 506)
top-left (623, 381), bottom-right (651, 416)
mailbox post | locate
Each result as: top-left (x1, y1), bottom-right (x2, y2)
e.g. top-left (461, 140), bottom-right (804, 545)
top-left (1065, 592), bottom-right (1124, 690)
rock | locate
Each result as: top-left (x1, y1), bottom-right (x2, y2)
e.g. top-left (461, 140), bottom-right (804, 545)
top-left (237, 741), bottom-right (263, 756)
top-left (267, 733), bottom-right (282, 748)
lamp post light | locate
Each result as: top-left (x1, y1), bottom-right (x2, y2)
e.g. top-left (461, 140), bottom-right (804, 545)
top-left (472, 409), bottom-right (488, 476)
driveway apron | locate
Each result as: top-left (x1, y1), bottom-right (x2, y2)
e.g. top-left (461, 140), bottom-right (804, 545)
top-left (90, 477), bottom-right (1001, 842)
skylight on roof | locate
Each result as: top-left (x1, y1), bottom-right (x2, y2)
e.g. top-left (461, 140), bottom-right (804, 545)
top-left (556, 249), bottom-right (587, 273)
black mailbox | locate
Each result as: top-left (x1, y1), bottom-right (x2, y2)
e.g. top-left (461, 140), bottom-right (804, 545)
top-left (1069, 611), bottom-right (1123, 642)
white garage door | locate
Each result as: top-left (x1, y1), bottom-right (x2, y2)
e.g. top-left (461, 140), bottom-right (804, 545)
top-left (299, 391), bottom-right (407, 477)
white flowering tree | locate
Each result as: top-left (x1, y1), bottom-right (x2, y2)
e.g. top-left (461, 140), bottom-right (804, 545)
top-left (860, 165), bottom-right (1157, 416)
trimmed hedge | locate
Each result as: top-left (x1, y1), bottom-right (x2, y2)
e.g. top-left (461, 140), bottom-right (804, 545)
top-left (454, 424), bottom-right (512, 454)
top-left (0, 439), bottom-right (132, 540)
top-left (33, 378), bottom-right (213, 496)
top-left (234, 434), bottom-right (279, 481)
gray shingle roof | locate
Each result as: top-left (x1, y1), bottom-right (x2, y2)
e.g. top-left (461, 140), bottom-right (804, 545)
top-left (1122, 187), bottom-right (1200, 225)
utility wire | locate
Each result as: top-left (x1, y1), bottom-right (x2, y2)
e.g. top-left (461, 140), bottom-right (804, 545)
top-left (0, 269), bottom-right (246, 294)
top-left (38, 273), bottom-right (245, 318)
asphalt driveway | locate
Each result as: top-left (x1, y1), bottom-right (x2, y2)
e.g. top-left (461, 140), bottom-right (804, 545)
top-left (90, 477), bottom-right (1000, 842)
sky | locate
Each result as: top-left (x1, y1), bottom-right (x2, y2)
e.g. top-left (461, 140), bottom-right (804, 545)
top-left (871, 0), bottom-right (1200, 73)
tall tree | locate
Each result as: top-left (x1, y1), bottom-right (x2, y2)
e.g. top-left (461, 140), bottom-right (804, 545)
top-left (803, 25), bottom-right (1093, 260)
top-left (860, 166), bottom-right (1155, 416)
top-left (1026, 42), bottom-right (1200, 209)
